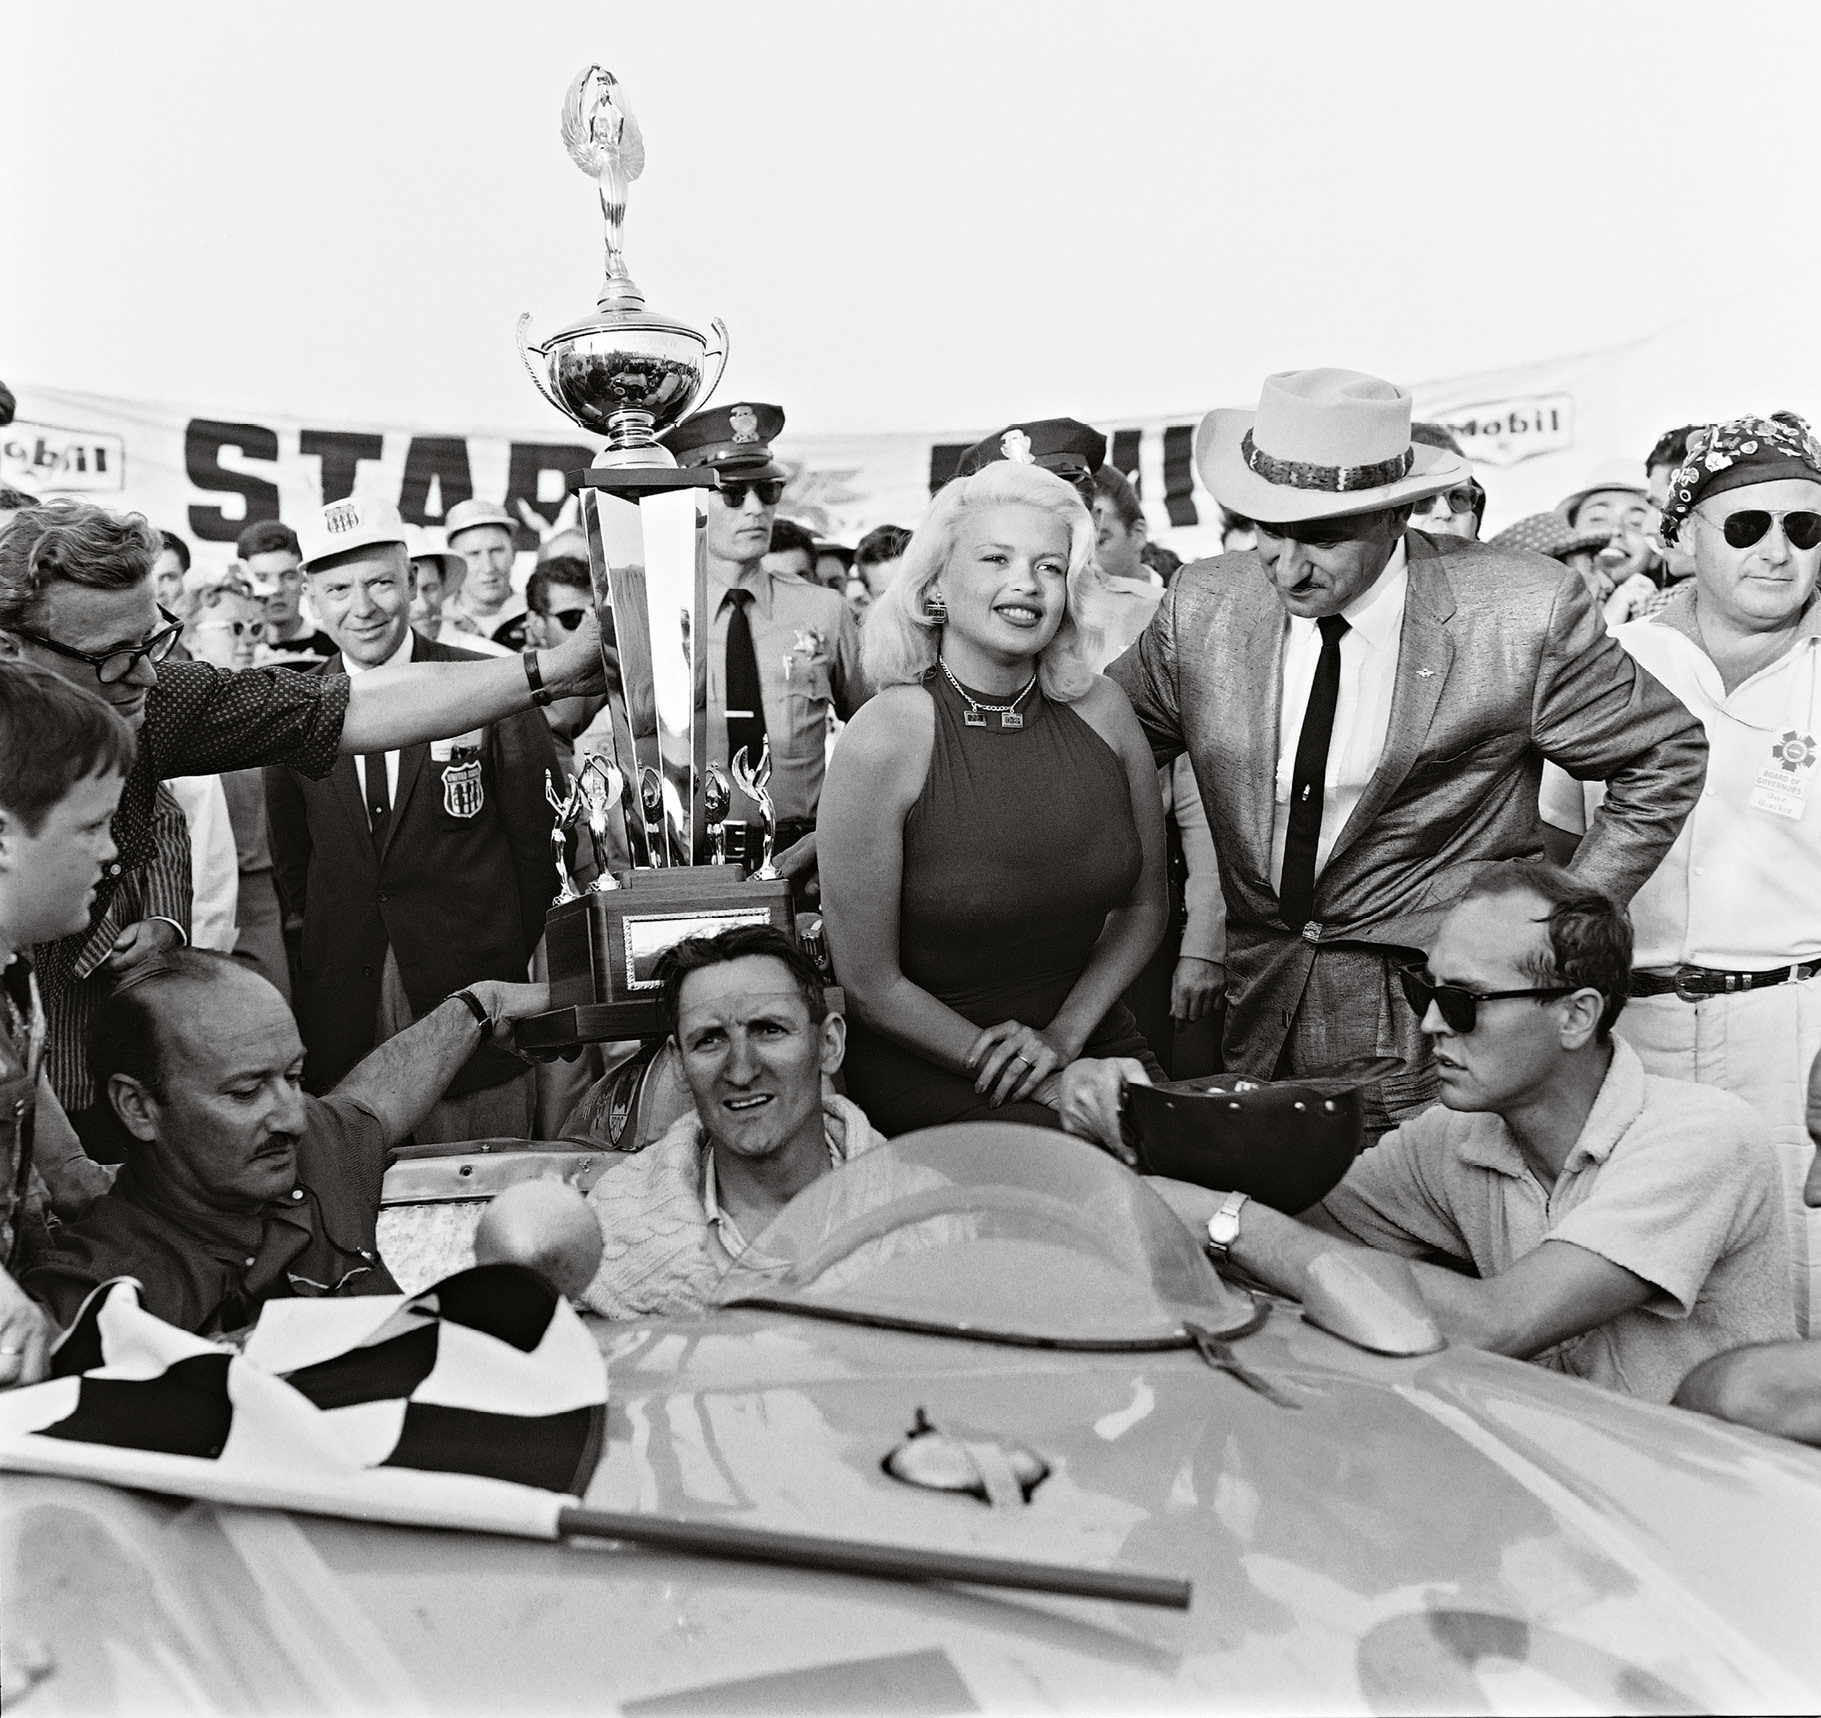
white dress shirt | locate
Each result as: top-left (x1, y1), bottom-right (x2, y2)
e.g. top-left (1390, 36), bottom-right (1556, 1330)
top-left (346, 627), bottom-right (414, 819)
top-left (1270, 541), bottom-right (1408, 893)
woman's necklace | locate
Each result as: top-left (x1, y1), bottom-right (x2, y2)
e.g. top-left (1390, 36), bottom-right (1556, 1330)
top-left (939, 659), bottom-right (1037, 730)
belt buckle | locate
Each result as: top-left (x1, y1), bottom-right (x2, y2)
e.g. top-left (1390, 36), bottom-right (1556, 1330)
top-left (1673, 968), bottom-right (1705, 1004)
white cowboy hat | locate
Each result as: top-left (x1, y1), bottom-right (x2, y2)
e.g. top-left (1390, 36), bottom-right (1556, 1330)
top-left (1196, 368), bottom-right (1472, 525)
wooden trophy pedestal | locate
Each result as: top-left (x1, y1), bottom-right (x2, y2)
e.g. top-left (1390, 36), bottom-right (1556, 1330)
top-left (518, 866), bottom-right (794, 1050)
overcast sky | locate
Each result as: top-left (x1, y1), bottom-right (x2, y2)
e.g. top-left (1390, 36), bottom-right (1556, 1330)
top-left (7, 0), bottom-right (1819, 438)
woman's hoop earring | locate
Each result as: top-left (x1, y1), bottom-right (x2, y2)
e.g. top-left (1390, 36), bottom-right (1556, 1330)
top-left (924, 589), bottom-right (948, 624)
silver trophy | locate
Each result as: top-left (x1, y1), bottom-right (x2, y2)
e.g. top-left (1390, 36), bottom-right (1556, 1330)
top-left (703, 762), bottom-right (732, 865)
top-left (730, 742), bottom-right (779, 880)
top-left (545, 769), bottom-right (585, 906)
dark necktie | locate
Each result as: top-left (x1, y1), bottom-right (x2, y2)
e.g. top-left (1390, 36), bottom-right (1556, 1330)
top-left (363, 753), bottom-right (392, 852)
top-left (724, 589), bottom-right (767, 768)
top-left (1278, 613), bottom-right (1349, 933)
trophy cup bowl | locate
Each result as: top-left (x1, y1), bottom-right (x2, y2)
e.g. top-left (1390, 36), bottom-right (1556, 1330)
top-left (518, 310), bottom-right (729, 467)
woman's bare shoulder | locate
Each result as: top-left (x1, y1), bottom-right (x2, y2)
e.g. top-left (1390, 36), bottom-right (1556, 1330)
top-left (1066, 672), bottom-right (1140, 745)
top-left (827, 683), bottom-right (935, 791)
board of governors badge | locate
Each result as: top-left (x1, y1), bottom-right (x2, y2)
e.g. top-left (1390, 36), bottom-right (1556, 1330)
top-left (442, 744), bottom-right (485, 819)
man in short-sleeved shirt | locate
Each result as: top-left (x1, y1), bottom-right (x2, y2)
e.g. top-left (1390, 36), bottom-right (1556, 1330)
top-left (1146, 861), bottom-right (1793, 1404)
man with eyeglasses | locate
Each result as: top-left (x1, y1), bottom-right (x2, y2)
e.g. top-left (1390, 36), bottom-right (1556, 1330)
top-left (1109, 369), bottom-right (1705, 1138)
top-left (1404, 423), bottom-right (1484, 543)
top-left (669, 404), bottom-right (864, 889)
top-left (0, 496), bottom-right (608, 1146)
top-left (1147, 863), bottom-right (1793, 1404)
top-left (1550, 414), bottom-right (1821, 1335)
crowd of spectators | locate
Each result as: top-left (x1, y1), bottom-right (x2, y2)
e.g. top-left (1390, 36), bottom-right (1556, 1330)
top-left (4, 366), bottom-right (1821, 1456)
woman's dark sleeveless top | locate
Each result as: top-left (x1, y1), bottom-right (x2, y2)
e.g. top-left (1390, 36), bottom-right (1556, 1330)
top-left (842, 669), bottom-right (1152, 1136)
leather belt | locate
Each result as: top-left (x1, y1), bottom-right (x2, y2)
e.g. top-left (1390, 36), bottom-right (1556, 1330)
top-left (1629, 960), bottom-right (1821, 1002)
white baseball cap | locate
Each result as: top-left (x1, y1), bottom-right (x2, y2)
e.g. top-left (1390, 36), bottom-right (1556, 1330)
top-left (297, 495), bottom-right (410, 571)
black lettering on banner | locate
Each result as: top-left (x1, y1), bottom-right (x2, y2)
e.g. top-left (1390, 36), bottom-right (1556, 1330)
top-left (1161, 423), bottom-right (1198, 528)
top-left (502, 443), bottom-right (594, 548)
top-left (1110, 428), bottom-right (1142, 490)
top-left (926, 443), bottom-right (969, 496)
top-left (398, 437), bottom-right (475, 525)
top-left (300, 429), bottom-right (385, 504)
top-left (184, 419), bottom-right (280, 543)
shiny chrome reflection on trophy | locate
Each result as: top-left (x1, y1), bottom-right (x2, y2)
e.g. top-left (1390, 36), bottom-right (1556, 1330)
top-left (574, 755), bottom-right (624, 892)
top-left (545, 769), bottom-right (586, 906)
top-left (518, 68), bottom-right (728, 467)
top-left (730, 742), bottom-right (779, 880)
top-left (703, 763), bottom-right (732, 865)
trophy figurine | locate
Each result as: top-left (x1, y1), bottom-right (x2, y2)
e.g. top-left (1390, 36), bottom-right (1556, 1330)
top-left (575, 754), bottom-right (623, 892)
top-left (545, 769), bottom-right (585, 907)
top-left (703, 763), bottom-right (732, 866)
top-left (730, 742), bottom-right (780, 881)
top-left (516, 68), bottom-right (798, 1047)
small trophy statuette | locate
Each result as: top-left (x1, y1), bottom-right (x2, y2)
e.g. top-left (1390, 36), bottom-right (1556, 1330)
top-left (545, 769), bottom-right (585, 906)
top-left (704, 762), bottom-right (732, 865)
top-left (730, 741), bottom-right (779, 881)
top-left (575, 754), bottom-right (624, 892)
top-left (561, 66), bottom-right (646, 311)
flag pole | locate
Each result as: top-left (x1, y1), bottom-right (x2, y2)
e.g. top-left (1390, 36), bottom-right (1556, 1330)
top-left (556, 1507), bottom-right (1191, 1610)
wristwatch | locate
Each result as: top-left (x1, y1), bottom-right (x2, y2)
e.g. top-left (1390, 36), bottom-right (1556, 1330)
top-left (1205, 1192), bottom-right (1249, 1265)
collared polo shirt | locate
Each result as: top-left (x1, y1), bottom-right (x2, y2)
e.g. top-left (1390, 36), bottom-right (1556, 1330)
top-left (23, 1092), bottom-right (398, 1335)
top-left (1271, 541), bottom-right (1408, 890)
top-left (1609, 589), bottom-right (1821, 970)
top-left (1319, 1039), bottom-right (1793, 1402)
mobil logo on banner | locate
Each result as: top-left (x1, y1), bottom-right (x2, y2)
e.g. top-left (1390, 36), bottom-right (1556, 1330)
top-left (2, 421), bottom-right (126, 492)
top-left (1437, 395), bottom-right (1574, 468)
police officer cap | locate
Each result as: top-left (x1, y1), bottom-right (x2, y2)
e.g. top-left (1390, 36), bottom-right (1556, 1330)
top-left (668, 402), bottom-right (787, 478)
top-left (955, 418), bottom-right (1107, 499)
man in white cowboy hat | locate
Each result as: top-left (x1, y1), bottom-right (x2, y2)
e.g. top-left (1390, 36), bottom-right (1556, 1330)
top-left (1108, 368), bottom-right (1706, 1134)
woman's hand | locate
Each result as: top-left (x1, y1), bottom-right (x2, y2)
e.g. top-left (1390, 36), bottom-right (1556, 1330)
top-left (966, 1021), bottom-right (1063, 1107)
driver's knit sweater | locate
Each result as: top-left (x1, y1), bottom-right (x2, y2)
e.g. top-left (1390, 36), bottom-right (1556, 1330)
top-left (579, 1093), bottom-right (885, 1320)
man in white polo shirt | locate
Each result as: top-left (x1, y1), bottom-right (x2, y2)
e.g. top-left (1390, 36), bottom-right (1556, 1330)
top-left (1148, 861), bottom-right (1793, 1404)
top-left (1544, 414), bottom-right (1821, 1332)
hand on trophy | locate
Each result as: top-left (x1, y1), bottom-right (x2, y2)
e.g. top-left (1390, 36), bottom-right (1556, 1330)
top-left (538, 602), bottom-right (613, 699)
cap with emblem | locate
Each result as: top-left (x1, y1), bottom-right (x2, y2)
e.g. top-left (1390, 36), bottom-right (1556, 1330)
top-left (443, 497), bottom-right (519, 546)
top-left (954, 418), bottom-right (1107, 503)
top-left (667, 402), bottom-right (787, 478)
top-left (296, 495), bottom-right (410, 572)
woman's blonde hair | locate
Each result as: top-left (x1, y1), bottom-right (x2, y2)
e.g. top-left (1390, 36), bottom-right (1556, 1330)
top-left (178, 563), bottom-right (254, 626)
top-left (861, 462), bottom-right (1102, 702)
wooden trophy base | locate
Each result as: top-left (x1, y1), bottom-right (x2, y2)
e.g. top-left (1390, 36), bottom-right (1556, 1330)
top-left (519, 865), bottom-right (794, 1050)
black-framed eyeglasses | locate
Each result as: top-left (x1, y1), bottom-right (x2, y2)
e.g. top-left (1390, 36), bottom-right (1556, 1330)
top-left (1695, 507), bottom-right (1821, 551)
top-left (1397, 964), bottom-right (1574, 1034)
top-left (714, 479), bottom-right (787, 509)
top-left (9, 605), bottom-right (185, 684)
top-left (544, 606), bottom-right (589, 633)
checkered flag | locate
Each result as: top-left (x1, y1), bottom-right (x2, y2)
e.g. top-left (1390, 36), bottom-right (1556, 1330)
top-left (0, 1265), bottom-right (605, 1538)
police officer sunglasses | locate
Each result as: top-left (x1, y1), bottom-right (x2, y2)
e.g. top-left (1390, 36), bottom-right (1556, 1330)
top-left (9, 605), bottom-right (186, 684)
top-left (1696, 507), bottom-right (1821, 551)
top-left (1397, 964), bottom-right (1574, 1034)
top-left (714, 479), bottom-right (787, 509)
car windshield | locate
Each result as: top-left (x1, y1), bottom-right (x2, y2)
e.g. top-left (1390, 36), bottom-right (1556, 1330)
top-left (713, 1124), bottom-right (1259, 1348)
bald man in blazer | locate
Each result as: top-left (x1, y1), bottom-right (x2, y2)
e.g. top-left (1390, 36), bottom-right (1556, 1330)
top-left (1110, 371), bottom-right (1706, 1131)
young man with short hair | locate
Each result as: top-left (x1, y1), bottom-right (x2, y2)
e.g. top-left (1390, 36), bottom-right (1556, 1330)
top-left (238, 519), bottom-right (336, 660)
top-left (1150, 863), bottom-right (1795, 1403)
top-left (579, 925), bottom-right (881, 1319)
top-left (0, 662), bottom-right (136, 1383)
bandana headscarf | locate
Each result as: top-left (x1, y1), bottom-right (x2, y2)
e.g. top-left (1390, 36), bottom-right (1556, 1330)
top-left (1661, 412), bottom-right (1821, 543)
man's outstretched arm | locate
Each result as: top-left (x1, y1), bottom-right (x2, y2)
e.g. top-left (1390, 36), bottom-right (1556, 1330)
top-left (1148, 1177), bottom-right (1655, 1358)
top-left (333, 981), bottom-right (551, 1145)
top-left (338, 611), bottom-right (608, 755)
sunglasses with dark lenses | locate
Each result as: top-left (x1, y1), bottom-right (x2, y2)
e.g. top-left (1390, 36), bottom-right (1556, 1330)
top-left (545, 607), bottom-right (589, 632)
top-left (9, 605), bottom-right (186, 685)
top-left (1700, 508), bottom-right (1821, 551)
top-left (715, 479), bottom-right (788, 509)
top-left (1412, 486), bottom-right (1483, 518)
top-left (1397, 964), bottom-right (1574, 1034)
top-left (198, 616), bottom-right (267, 640)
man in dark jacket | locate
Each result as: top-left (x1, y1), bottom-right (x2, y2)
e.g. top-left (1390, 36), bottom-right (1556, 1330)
top-left (266, 497), bottom-right (560, 1142)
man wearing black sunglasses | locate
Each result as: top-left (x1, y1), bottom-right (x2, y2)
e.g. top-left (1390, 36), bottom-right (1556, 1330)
top-left (0, 497), bottom-right (609, 1134)
top-left (669, 404), bottom-right (864, 892)
top-left (1150, 863), bottom-right (1793, 1404)
top-left (1110, 368), bottom-right (1705, 1139)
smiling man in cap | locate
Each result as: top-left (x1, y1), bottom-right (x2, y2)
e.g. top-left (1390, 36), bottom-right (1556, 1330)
top-left (1107, 368), bottom-right (1706, 1134)
top-left (670, 402), bottom-right (863, 888)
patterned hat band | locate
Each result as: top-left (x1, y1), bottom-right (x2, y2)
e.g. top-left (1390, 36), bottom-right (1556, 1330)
top-left (1241, 431), bottom-right (1416, 495)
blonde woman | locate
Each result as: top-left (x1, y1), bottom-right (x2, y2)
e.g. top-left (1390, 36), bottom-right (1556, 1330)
top-left (818, 462), bottom-right (1169, 1136)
